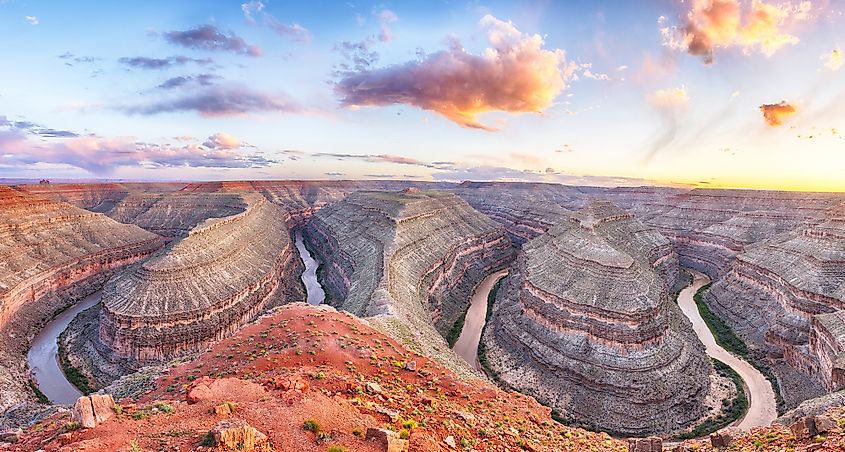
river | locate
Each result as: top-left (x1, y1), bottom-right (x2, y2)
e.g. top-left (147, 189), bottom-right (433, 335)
top-left (295, 230), bottom-right (325, 305)
top-left (26, 290), bottom-right (101, 405)
top-left (677, 269), bottom-right (777, 430)
top-left (453, 270), bottom-right (508, 371)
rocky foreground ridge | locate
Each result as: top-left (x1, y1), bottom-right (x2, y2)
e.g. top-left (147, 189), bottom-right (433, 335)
top-left (482, 201), bottom-right (718, 436)
top-left (304, 190), bottom-right (514, 375)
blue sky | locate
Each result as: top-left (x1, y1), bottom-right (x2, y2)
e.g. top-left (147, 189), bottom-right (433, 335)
top-left (1, 0), bottom-right (843, 190)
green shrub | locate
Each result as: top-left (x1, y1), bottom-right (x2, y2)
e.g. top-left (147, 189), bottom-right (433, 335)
top-left (303, 418), bottom-right (321, 433)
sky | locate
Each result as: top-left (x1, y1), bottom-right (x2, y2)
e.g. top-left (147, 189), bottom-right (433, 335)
top-left (0, 0), bottom-right (843, 191)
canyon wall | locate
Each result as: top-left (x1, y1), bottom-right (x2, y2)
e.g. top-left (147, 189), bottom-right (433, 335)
top-left (705, 211), bottom-right (845, 405)
top-left (482, 201), bottom-right (716, 436)
top-left (0, 186), bottom-right (163, 415)
top-left (304, 189), bottom-right (514, 374)
top-left (98, 193), bottom-right (303, 363)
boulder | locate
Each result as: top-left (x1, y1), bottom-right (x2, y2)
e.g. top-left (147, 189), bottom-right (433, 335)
top-left (627, 436), bottom-right (662, 452)
top-left (71, 394), bottom-right (116, 429)
top-left (366, 427), bottom-right (409, 452)
top-left (0, 429), bottom-right (22, 444)
top-left (210, 419), bottom-right (270, 452)
top-left (790, 417), bottom-right (818, 440)
top-left (813, 414), bottom-right (839, 434)
top-left (710, 428), bottom-right (736, 449)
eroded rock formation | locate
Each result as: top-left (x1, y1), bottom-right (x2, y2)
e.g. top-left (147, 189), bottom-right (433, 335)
top-left (304, 190), bottom-right (514, 373)
top-left (706, 211), bottom-right (845, 404)
top-left (482, 201), bottom-right (715, 435)
top-left (0, 186), bottom-right (162, 415)
top-left (99, 193), bottom-right (303, 363)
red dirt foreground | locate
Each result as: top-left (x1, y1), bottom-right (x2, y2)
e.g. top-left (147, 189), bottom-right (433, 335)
top-left (5, 304), bottom-right (626, 452)
top-left (6, 303), bottom-right (845, 451)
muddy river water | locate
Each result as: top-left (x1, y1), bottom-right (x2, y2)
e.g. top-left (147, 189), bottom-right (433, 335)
top-left (453, 270), bottom-right (508, 372)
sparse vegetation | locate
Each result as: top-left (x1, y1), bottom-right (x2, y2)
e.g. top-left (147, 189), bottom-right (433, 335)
top-left (303, 418), bottom-right (321, 433)
top-left (327, 446), bottom-right (347, 452)
top-left (28, 380), bottom-right (50, 404)
top-left (58, 340), bottom-right (95, 395)
top-left (694, 282), bottom-right (786, 413)
top-left (61, 421), bottom-right (81, 433)
top-left (677, 359), bottom-right (748, 439)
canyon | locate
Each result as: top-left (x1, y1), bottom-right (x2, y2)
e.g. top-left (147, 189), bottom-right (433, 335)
top-left (481, 201), bottom-right (717, 436)
top-left (1, 180), bottom-right (845, 450)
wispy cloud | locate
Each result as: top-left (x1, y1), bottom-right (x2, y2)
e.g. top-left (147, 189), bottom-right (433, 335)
top-left (375, 9), bottom-right (398, 42)
top-left (643, 87), bottom-right (690, 161)
top-left (119, 55), bottom-right (213, 70)
top-left (823, 48), bottom-right (842, 71)
top-left (163, 25), bottom-right (262, 57)
top-left (241, 1), bottom-right (312, 42)
top-left (0, 115), bottom-right (78, 138)
top-left (120, 85), bottom-right (302, 116)
top-left (157, 73), bottom-right (220, 89)
top-left (335, 14), bottom-right (574, 130)
top-left (202, 132), bottom-right (241, 150)
top-left (25, 16), bottom-right (38, 25)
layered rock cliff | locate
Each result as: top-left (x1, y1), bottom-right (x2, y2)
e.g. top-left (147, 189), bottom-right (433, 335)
top-left (98, 193), bottom-right (303, 363)
top-left (0, 186), bottom-right (163, 415)
top-left (705, 211), bottom-right (845, 404)
top-left (482, 201), bottom-right (716, 436)
top-left (303, 190), bottom-right (514, 374)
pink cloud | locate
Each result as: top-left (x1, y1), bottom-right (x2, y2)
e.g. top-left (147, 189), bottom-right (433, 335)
top-left (335, 15), bottom-right (574, 130)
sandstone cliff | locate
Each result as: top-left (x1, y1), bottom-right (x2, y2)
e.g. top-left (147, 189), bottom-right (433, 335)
top-left (706, 211), bottom-right (845, 405)
top-left (482, 201), bottom-right (716, 436)
top-left (303, 190), bottom-right (514, 375)
top-left (0, 186), bottom-right (163, 415)
top-left (98, 193), bottom-right (303, 363)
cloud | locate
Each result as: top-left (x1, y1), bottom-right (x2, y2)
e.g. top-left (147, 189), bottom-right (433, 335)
top-left (333, 38), bottom-right (379, 72)
top-left (335, 15), bottom-right (573, 130)
top-left (376, 9), bottom-right (398, 42)
top-left (661, 0), bottom-right (810, 64)
top-left (119, 55), bottom-right (213, 70)
top-left (203, 132), bottom-right (241, 150)
top-left (0, 131), bottom-right (274, 175)
top-left (241, 1), bottom-right (312, 42)
top-left (643, 87), bottom-right (689, 161)
top-left (25, 16), bottom-right (38, 25)
top-left (157, 73), bottom-right (220, 89)
top-left (58, 52), bottom-right (100, 66)
top-left (649, 87), bottom-right (689, 110)
top-left (759, 101), bottom-right (796, 126)
top-left (823, 48), bottom-right (842, 71)
top-left (164, 25), bottom-right (262, 57)
top-left (312, 152), bottom-right (441, 168)
top-left (0, 115), bottom-right (78, 138)
top-left (120, 85), bottom-right (302, 116)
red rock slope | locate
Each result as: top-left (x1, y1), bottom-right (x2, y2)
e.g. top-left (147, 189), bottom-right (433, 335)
top-left (8, 304), bottom-right (626, 452)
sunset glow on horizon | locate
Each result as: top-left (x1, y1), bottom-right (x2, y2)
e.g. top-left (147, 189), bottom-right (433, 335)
top-left (1, 0), bottom-right (843, 191)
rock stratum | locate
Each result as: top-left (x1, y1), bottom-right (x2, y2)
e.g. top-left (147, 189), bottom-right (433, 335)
top-left (97, 193), bottom-right (303, 364)
top-left (706, 208), bottom-right (845, 404)
top-left (482, 201), bottom-right (717, 436)
top-left (304, 190), bottom-right (514, 374)
top-left (0, 186), bottom-right (163, 416)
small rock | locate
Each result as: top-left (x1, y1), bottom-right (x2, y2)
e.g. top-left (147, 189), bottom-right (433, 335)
top-left (444, 435), bottom-right (457, 448)
top-left (374, 404), bottom-right (400, 422)
top-left (58, 432), bottom-right (73, 445)
top-left (366, 428), bottom-right (408, 452)
top-left (790, 416), bottom-right (817, 440)
top-left (0, 429), bottom-right (22, 444)
top-left (213, 402), bottom-right (234, 416)
top-left (403, 360), bottom-right (417, 371)
top-left (814, 414), bottom-right (838, 434)
top-left (627, 436), bottom-right (662, 452)
top-left (366, 382), bottom-right (382, 394)
top-left (454, 410), bottom-right (476, 426)
top-left (709, 428), bottom-right (736, 449)
top-left (210, 419), bottom-right (270, 451)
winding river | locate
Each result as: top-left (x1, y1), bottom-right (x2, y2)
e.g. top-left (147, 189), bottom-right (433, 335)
top-left (26, 290), bottom-right (101, 405)
top-left (453, 270), bottom-right (508, 371)
top-left (677, 269), bottom-right (777, 430)
top-left (295, 230), bottom-right (325, 305)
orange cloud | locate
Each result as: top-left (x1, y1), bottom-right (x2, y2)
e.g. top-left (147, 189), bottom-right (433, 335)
top-left (759, 101), bottom-right (796, 126)
top-left (662, 0), bottom-right (809, 64)
top-left (335, 15), bottom-right (573, 130)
